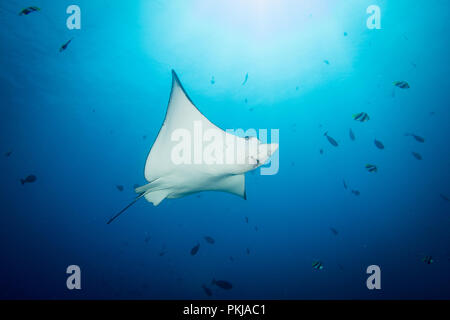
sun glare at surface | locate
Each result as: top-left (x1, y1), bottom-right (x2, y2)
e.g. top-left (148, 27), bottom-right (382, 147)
top-left (140, 0), bottom-right (362, 101)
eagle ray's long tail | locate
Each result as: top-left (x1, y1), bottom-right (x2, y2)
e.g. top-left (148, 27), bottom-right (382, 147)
top-left (107, 192), bottom-right (146, 224)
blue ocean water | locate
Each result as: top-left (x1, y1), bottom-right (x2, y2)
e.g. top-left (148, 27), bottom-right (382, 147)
top-left (1, 0), bottom-right (449, 299)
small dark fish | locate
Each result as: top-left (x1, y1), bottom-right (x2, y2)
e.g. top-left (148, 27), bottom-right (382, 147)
top-left (440, 194), bottom-right (449, 202)
top-left (19, 6), bottom-right (40, 15)
top-left (246, 248), bottom-right (250, 255)
top-left (242, 73), bottom-right (248, 85)
top-left (133, 183), bottom-right (140, 189)
top-left (190, 243), bottom-right (200, 256)
top-left (365, 164), bottom-right (378, 173)
top-left (59, 38), bottom-right (73, 52)
top-left (159, 245), bottom-right (167, 256)
top-left (319, 149), bottom-right (324, 155)
top-left (245, 217), bottom-right (249, 223)
top-left (254, 226), bottom-right (258, 232)
top-left (324, 132), bottom-right (338, 147)
top-left (21, 174), bottom-right (36, 185)
top-left (374, 139), bottom-right (384, 149)
top-left (210, 76), bottom-right (215, 85)
top-left (343, 180), bottom-right (348, 189)
top-left (349, 128), bottom-right (355, 141)
top-left (4, 150), bottom-right (12, 157)
top-left (244, 98), bottom-right (248, 104)
top-left (204, 236), bottom-right (215, 244)
top-left (116, 185), bottom-right (124, 191)
top-left (323, 60), bottom-right (330, 65)
top-left (201, 284), bottom-right (213, 297)
top-left (142, 135), bottom-right (147, 140)
top-left (393, 80), bottom-right (410, 89)
top-left (353, 112), bottom-right (370, 122)
top-left (411, 152), bottom-right (422, 160)
top-left (422, 256), bottom-right (434, 264)
top-left (351, 189), bottom-right (360, 196)
top-left (312, 261), bottom-right (324, 270)
top-left (429, 112), bottom-right (435, 116)
top-left (229, 256), bottom-right (234, 262)
top-left (144, 234), bottom-right (151, 244)
top-left (343, 32), bottom-right (348, 36)
top-left (330, 227), bottom-right (338, 236)
top-left (405, 133), bottom-right (425, 143)
top-left (212, 279), bottom-right (232, 290)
